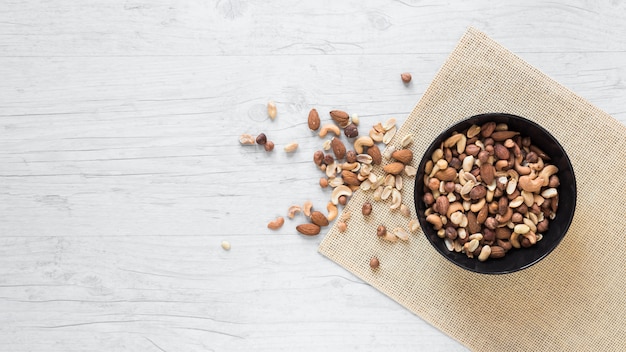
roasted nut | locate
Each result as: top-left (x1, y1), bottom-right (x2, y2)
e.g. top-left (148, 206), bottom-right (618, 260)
top-left (319, 124), bottom-right (341, 138)
top-left (330, 110), bottom-right (351, 128)
top-left (296, 223), bottom-right (321, 236)
top-left (239, 133), bottom-right (255, 145)
top-left (308, 109), bottom-right (320, 131)
top-left (401, 72), bottom-right (412, 83)
top-left (331, 138), bottom-right (346, 160)
top-left (353, 136), bottom-right (374, 154)
top-left (267, 101), bottom-right (277, 119)
top-left (310, 211), bottom-right (329, 227)
top-left (370, 257), bottom-right (380, 268)
top-left (367, 144), bottom-right (382, 165)
top-left (337, 221), bottom-right (347, 232)
top-left (362, 202), bottom-right (373, 216)
top-left (284, 142), bottom-right (298, 153)
top-left (344, 123), bottom-right (359, 138)
top-left (313, 150), bottom-right (324, 166)
top-left (267, 216), bottom-right (285, 230)
top-left (264, 141), bottom-right (275, 151)
top-left (256, 133), bottom-right (267, 145)
top-left (221, 241), bottom-right (231, 251)
top-left (391, 149), bottom-right (413, 164)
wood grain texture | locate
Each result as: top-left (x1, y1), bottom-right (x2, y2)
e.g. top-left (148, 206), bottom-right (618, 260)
top-left (1, 1), bottom-right (625, 351)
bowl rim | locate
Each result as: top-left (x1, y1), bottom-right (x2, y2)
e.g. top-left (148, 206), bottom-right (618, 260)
top-left (414, 112), bottom-right (577, 274)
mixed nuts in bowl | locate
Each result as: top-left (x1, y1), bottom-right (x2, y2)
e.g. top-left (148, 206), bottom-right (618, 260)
top-left (414, 113), bottom-right (576, 274)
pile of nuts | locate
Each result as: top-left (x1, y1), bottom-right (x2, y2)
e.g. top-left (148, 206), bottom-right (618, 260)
top-left (421, 122), bottom-right (559, 261)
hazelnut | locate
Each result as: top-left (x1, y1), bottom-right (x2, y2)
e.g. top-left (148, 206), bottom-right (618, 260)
top-left (344, 123), bottom-right (359, 138)
top-left (324, 154), bottom-right (334, 165)
top-left (370, 257), bottom-right (380, 269)
top-left (362, 202), bottom-right (372, 216)
top-left (376, 225), bottom-right (387, 237)
top-left (400, 72), bottom-right (412, 83)
top-left (264, 141), bottom-right (274, 152)
top-left (319, 177), bottom-right (328, 188)
top-left (338, 195), bottom-right (347, 206)
top-left (256, 133), bottom-right (267, 145)
top-left (313, 150), bottom-right (324, 166)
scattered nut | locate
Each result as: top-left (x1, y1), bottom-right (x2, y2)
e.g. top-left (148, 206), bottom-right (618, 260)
top-left (362, 202), bottom-right (373, 216)
top-left (370, 257), bottom-right (380, 269)
top-left (284, 142), bottom-right (298, 153)
top-left (264, 141), bottom-right (275, 151)
top-left (344, 123), bottom-right (359, 138)
top-left (267, 101), bottom-right (277, 120)
top-left (267, 216), bottom-right (285, 230)
top-left (377, 225), bottom-right (387, 237)
top-left (221, 241), bottom-right (231, 251)
top-left (351, 113), bottom-right (360, 125)
top-left (296, 223), bottom-right (321, 236)
top-left (337, 221), bottom-right (347, 232)
top-left (255, 133), bottom-right (267, 145)
top-left (303, 201), bottom-right (313, 217)
top-left (287, 205), bottom-right (302, 219)
top-left (327, 202), bottom-right (338, 221)
top-left (239, 134), bottom-right (255, 145)
top-left (308, 109), bottom-right (320, 131)
top-left (310, 211), bottom-right (329, 227)
top-left (330, 110), bottom-right (351, 128)
top-left (401, 72), bottom-right (412, 83)
top-left (319, 124), bottom-right (341, 138)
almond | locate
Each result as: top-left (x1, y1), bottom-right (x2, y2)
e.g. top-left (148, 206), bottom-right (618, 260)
top-left (489, 246), bottom-right (505, 258)
top-left (391, 149), bottom-right (413, 164)
top-left (480, 122), bottom-right (496, 138)
top-left (434, 167), bottom-right (457, 182)
top-left (435, 196), bottom-right (450, 215)
top-left (480, 163), bottom-right (495, 185)
top-left (329, 110), bottom-right (350, 128)
top-left (331, 137), bottom-right (346, 160)
top-left (491, 131), bottom-right (520, 142)
top-left (383, 162), bottom-right (404, 175)
top-left (308, 109), bottom-right (320, 131)
top-left (310, 211), bottom-right (329, 227)
top-left (367, 144), bottom-right (382, 165)
top-left (494, 143), bottom-right (510, 160)
top-left (467, 211), bottom-right (481, 234)
top-left (296, 223), bottom-right (321, 236)
top-left (341, 170), bottom-right (361, 186)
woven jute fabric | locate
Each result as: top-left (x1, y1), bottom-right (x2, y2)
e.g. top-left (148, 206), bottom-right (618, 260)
top-left (319, 27), bottom-right (626, 351)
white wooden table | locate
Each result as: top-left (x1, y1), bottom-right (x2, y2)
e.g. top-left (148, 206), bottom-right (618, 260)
top-left (1, 1), bottom-right (625, 351)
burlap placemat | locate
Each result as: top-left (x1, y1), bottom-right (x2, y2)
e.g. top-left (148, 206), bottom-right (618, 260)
top-left (319, 27), bottom-right (626, 351)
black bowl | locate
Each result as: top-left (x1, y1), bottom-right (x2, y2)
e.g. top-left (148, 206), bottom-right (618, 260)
top-left (414, 113), bottom-right (576, 274)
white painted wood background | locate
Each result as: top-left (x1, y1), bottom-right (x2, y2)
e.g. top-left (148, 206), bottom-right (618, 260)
top-left (1, 1), bottom-right (625, 351)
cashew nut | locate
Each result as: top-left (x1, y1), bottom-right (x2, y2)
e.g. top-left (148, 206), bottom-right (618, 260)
top-left (470, 198), bottom-right (486, 213)
top-left (426, 214), bottom-right (443, 230)
top-left (267, 216), bottom-right (285, 230)
top-left (538, 165), bottom-right (559, 186)
top-left (326, 202), bottom-right (338, 221)
top-left (353, 136), bottom-right (374, 154)
top-left (303, 201), bottom-right (313, 217)
top-left (287, 205), bottom-right (302, 219)
top-left (446, 202), bottom-right (464, 219)
top-left (523, 231), bottom-right (537, 245)
top-left (510, 232), bottom-right (521, 248)
top-left (331, 185), bottom-right (352, 205)
top-left (514, 157), bottom-right (531, 175)
top-left (518, 175), bottom-right (545, 193)
top-left (319, 124), bottom-right (341, 138)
